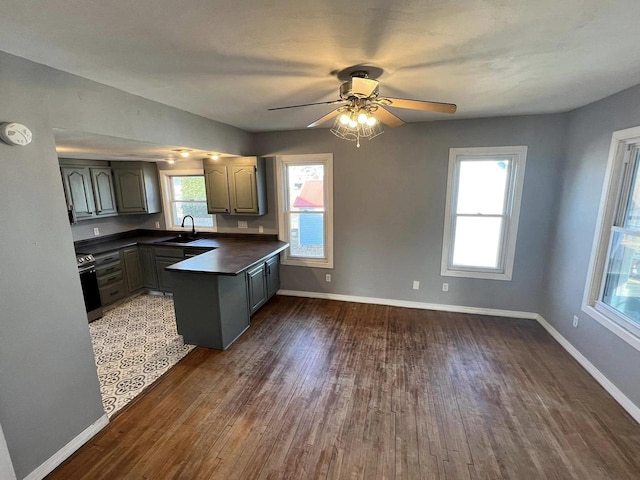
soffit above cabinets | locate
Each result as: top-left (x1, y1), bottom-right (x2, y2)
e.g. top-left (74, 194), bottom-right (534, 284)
top-left (53, 129), bottom-right (233, 163)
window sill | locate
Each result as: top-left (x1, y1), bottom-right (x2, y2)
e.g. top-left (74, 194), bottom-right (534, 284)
top-left (281, 257), bottom-right (333, 269)
top-left (441, 268), bottom-right (512, 281)
top-left (582, 305), bottom-right (640, 352)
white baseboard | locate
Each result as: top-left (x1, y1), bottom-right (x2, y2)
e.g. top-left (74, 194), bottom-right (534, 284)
top-left (277, 290), bottom-right (640, 424)
top-left (277, 289), bottom-right (538, 320)
top-left (25, 414), bottom-right (109, 480)
top-left (535, 314), bottom-right (640, 424)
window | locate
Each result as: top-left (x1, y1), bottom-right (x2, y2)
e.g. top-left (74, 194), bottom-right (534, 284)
top-left (276, 154), bottom-right (333, 268)
top-left (584, 126), bottom-right (640, 350)
top-left (441, 146), bottom-right (527, 280)
top-left (159, 169), bottom-right (216, 231)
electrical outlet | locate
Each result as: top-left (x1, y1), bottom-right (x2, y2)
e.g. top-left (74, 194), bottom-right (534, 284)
top-left (325, 274), bottom-right (331, 282)
top-left (259, 225), bottom-right (264, 233)
top-left (238, 221), bottom-right (248, 229)
top-left (573, 315), bottom-right (579, 328)
top-left (155, 221), bottom-right (160, 229)
top-left (412, 280), bottom-right (420, 290)
top-left (93, 227), bottom-right (100, 236)
top-left (442, 283), bottom-right (449, 292)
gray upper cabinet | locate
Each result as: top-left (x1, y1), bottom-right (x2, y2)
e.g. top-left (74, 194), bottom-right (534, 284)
top-left (90, 167), bottom-right (118, 217)
top-left (61, 166), bottom-right (95, 221)
top-left (112, 162), bottom-right (161, 214)
top-left (204, 165), bottom-right (231, 213)
top-left (203, 156), bottom-right (267, 216)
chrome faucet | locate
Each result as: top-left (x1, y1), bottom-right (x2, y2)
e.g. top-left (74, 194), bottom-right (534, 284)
top-left (181, 215), bottom-right (196, 237)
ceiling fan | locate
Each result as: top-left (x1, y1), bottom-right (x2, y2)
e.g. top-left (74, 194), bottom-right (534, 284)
top-left (268, 68), bottom-right (457, 147)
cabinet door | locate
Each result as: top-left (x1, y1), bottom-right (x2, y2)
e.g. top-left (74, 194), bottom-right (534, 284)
top-left (123, 247), bottom-right (144, 293)
top-left (156, 257), bottom-right (177, 293)
top-left (266, 255), bottom-right (280, 299)
top-left (204, 165), bottom-right (231, 213)
top-left (61, 167), bottom-right (95, 220)
top-left (113, 169), bottom-right (148, 213)
top-left (229, 165), bottom-right (258, 214)
top-left (139, 246), bottom-right (158, 289)
top-left (247, 263), bottom-right (267, 315)
top-left (90, 168), bottom-right (118, 217)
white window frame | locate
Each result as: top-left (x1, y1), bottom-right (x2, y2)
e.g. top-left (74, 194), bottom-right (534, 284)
top-left (158, 168), bottom-right (217, 233)
top-left (441, 146), bottom-right (527, 281)
top-left (583, 126), bottom-right (640, 352)
top-left (275, 154), bottom-right (334, 268)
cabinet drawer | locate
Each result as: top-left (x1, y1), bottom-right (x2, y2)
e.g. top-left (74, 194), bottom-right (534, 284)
top-left (97, 269), bottom-right (124, 287)
top-left (154, 247), bottom-right (184, 258)
top-left (96, 261), bottom-right (122, 277)
top-left (94, 250), bottom-right (122, 267)
top-left (99, 279), bottom-right (127, 306)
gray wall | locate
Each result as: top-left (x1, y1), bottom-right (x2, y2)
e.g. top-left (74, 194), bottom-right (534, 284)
top-left (0, 58), bottom-right (105, 478)
top-left (0, 51), bottom-right (253, 478)
top-left (540, 84), bottom-right (640, 408)
top-left (255, 114), bottom-right (567, 312)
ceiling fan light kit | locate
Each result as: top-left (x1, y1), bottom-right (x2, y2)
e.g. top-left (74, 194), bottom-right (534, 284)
top-left (268, 68), bottom-right (457, 148)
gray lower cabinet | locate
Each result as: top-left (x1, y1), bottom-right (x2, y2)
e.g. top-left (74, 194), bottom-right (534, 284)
top-left (95, 250), bottom-right (127, 306)
top-left (95, 246), bottom-right (144, 306)
top-left (154, 247), bottom-right (184, 293)
top-left (139, 246), bottom-right (158, 289)
top-left (247, 253), bottom-right (280, 316)
top-left (247, 263), bottom-right (267, 315)
top-left (112, 162), bottom-right (162, 214)
top-left (266, 254), bottom-right (280, 298)
top-left (123, 247), bottom-right (144, 292)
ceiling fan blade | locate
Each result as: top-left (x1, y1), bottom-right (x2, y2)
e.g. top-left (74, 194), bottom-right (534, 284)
top-left (376, 97), bottom-right (457, 114)
top-left (374, 107), bottom-right (404, 127)
top-left (268, 99), bottom-right (345, 111)
top-left (307, 109), bottom-right (341, 128)
top-left (351, 77), bottom-right (379, 97)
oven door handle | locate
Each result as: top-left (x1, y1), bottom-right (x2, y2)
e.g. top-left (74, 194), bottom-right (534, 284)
top-left (78, 265), bottom-right (96, 274)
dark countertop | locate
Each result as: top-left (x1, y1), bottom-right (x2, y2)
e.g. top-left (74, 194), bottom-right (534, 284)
top-left (75, 231), bottom-right (289, 275)
top-left (166, 238), bottom-right (288, 275)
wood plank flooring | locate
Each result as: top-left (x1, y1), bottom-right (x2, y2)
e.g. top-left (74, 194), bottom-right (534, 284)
top-left (48, 296), bottom-right (640, 479)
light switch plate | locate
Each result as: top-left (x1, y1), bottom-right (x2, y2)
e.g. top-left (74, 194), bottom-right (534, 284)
top-left (93, 227), bottom-right (100, 236)
top-left (238, 221), bottom-right (248, 229)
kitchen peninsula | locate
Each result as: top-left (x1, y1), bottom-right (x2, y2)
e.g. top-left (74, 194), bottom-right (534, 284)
top-left (167, 236), bottom-right (288, 350)
top-left (75, 230), bottom-right (288, 349)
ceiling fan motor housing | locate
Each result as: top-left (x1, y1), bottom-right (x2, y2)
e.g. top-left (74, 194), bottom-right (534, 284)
top-left (340, 78), bottom-right (379, 100)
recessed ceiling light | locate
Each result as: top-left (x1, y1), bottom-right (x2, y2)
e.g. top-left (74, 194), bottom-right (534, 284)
top-left (210, 153), bottom-right (220, 160)
top-left (180, 151), bottom-right (190, 158)
top-left (166, 159), bottom-right (175, 164)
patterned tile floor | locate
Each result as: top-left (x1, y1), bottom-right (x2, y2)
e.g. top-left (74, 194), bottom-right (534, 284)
top-left (89, 294), bottom-right (194, 417)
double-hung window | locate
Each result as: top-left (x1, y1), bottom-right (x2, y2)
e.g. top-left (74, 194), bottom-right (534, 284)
top-left (441, 146), bottom-right (527, 280)
top-left (159, 169), bottom-right (216, 231)
top-left (585, 127), bottom-right (640, 350)
top-left (276, 154), bottom-right (333, 268)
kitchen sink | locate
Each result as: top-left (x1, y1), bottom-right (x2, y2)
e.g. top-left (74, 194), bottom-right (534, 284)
top-left (162, 236), bottom-right (200, 244)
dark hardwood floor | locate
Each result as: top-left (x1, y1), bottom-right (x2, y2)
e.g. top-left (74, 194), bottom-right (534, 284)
top-left (48, 296), bottom-right (640, 479)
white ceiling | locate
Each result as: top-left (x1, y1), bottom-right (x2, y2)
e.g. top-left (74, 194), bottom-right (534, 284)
top-left (2, 0), bottom-right (640, 132)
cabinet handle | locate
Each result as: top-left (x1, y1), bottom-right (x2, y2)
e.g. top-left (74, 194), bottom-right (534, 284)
top-left (105, 266), bottom-right (116, 273)
top-left (107, 275), bottom-right (118, 282)
top-left (109, 290), bottom-right (120, 296)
